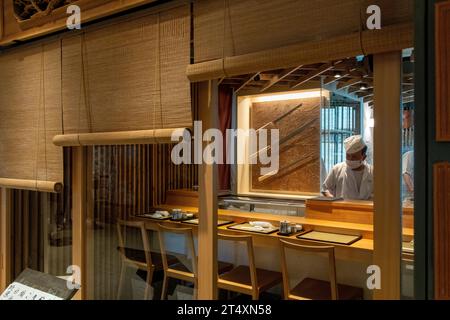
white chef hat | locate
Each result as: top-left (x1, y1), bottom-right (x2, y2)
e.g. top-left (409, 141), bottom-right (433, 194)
top-left (344, 135), bottom-right (367, 154)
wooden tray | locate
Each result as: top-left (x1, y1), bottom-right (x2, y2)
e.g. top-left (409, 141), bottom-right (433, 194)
top-left (227, 222), bottom-right (279, 234)
top-left (170, 216), bottom-right (196, 222)
top-left (297, 230), bottom-right (362, 245)
top-left (277, 229), bottom-right (309, 237)
top-left (183, 219), bottom-right (234, 226)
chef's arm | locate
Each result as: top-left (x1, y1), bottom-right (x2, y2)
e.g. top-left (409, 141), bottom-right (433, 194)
top-left (403, 173), bottom-right (414, 193)
top-left (322, 190), bottom-right (334, 197)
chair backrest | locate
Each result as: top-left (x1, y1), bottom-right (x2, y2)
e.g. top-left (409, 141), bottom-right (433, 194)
top-left (218, 233), bottom-right (257, 291)
top-left (157, 224), bottom-right (197, 276)
top-left (116, 219), bottom-right (152, 267)
top-left (279, 239), bottom-right (338, 300)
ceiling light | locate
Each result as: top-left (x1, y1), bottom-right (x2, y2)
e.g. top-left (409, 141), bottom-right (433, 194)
top-left (250, 90), bottom-right (323, 103)
top-left (334, 72), bottom-right (342, 78)
top-left (360, 83), bottom-right (368, 91)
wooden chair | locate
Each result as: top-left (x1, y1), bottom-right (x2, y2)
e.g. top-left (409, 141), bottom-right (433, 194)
top-left (279, 239), bottom-right (363, 300)
top-left (157, 224), bottom-right (234, 300)
top-left (116, 219), bottom-right (173, 300)
top-left (217, 234), bottom-right (282, 300)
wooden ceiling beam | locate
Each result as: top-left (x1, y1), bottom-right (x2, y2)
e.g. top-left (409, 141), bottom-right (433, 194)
top-left (336, 77), bottom-right (363, 91)
top-left (260, 65), bottom-right (303, 92)
top-left (235, 72), bottom-right (260, 94)
top-left (364, 95), bottom-right (374, 103)
top-left (323, 58), bottom-right (359, 86)
top-left (290, 61), bottom-right (342, 89)
top-left (403, 97), bottom-right (415, 104)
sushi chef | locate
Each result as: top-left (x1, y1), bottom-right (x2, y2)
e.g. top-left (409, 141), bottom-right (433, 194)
top-left (322, 135), bottom-right (374, 200)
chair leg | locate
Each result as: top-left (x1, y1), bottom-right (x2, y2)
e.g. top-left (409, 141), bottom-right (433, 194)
top-left (161, 275), bottom-right (169, 300)
top-left (252, 291), bottom-right (259, 300)
top-left (193, 280), bottom-right (198, 300)
top-left (117, 261), bottom-right (126, 300)
top-left (144, 268), bottom-right (154, 300)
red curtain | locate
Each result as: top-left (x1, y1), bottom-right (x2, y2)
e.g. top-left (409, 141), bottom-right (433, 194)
top-left (218, 85), bottom-right (233, 191)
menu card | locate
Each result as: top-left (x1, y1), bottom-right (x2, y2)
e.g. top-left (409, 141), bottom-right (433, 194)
top-left (0, 268), bottom-right (78, 300)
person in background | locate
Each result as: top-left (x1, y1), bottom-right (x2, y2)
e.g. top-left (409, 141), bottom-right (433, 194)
top-left (322, 135), bottom-right (374, 200)
top-left (402, 150), bottom-right (414, 199)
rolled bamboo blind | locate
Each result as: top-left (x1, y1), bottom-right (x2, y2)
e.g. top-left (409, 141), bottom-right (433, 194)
top-left (187, 23), bottom-right (414, 82)
top-left (0, 41), bottom-right (64, 193)
top-left (189, 0), bottom-right (414, 81)
top-left (53, 4), bottom-right (192, 146)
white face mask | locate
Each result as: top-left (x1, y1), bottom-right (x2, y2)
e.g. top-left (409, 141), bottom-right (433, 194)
top-left (346, 159), bottom-right (363, 169)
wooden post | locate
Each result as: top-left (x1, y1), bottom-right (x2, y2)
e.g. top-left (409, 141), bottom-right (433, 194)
top-left (373, 51), bottom-right (402, 300)
top-left (72, 147), bottom-right (87, 300)
top-left (0, 0), bottom-right (4, 40)
top-left (0, 188), bottom-right (11, 292)
top-left (197, 80), bottom-right (219, 299)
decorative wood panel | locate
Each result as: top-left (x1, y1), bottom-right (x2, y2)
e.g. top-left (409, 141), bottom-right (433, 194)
top-left (436, 1), bottom-right (450, 141)
top-left (250, 97), bottom-right (321, 194)
top-left (0, 0), bottom-right (159, 46)
top-left (434, 162), bottom-right (450, 300)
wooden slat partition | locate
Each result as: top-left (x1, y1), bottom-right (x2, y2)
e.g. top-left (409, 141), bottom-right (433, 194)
top-left (436, 1), bottom-right (450, 141)
top-left (85, 143), bottom-right (197, 299)
top-left (434, 162), bottom-right (450, 300)
top-left (7, 148), bottom-right (72, 283)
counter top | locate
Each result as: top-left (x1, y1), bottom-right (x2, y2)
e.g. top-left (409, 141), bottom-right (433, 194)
top-left (154, 204), bottom-right (414, 240)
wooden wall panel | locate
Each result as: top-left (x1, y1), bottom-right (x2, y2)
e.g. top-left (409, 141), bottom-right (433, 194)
top-left (434, 162), bottom-right (450, 300)
top-left (436, 1), bottom-right (450, 141)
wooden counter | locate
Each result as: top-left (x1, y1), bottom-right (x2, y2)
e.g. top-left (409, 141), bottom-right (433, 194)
top-left (135, 214), bottom-right (373, 265)
top-left (134, 202), bottom-right (414, 265)
top-left (306, 199), bottom-right (414, 230)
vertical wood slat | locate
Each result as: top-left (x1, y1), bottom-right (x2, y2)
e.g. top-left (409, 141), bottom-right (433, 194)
top-left (0, 189), bottom-right (12, 292)
top-left (436, 1), bottom-right (450, 141)
top-left (106, 146), bottom-right (111, 299)
top-left (72, 147), bottom-right (87, 300)
top-left (373, 51), bottom-right (402, 300)
top-left (434, 162), bottom-right (450, 299)
top-left (23, 191), bottom-right (29, 272)
top-left (85, 147), bottom-right (95, 300)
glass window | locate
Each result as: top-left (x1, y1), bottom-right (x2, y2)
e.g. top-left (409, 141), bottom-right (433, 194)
top-left (8, 149), bottom-right (72, 281)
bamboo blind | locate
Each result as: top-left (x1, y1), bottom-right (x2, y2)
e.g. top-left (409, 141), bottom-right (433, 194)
top-left (189, 0), bottom-right (414, 81)
top-left (55, 4), bottom-right (192, 146)
top-left (0, 40), bottom-right (64, 192)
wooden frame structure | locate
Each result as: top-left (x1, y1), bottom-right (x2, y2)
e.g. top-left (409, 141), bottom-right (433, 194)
top-left (373, 51), bottom-right (402, 300)
top-left (0, 0), bottom-right (422, 301)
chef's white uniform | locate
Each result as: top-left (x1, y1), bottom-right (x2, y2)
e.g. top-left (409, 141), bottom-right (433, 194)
top-left (322, 162), bottom-right (374, 200)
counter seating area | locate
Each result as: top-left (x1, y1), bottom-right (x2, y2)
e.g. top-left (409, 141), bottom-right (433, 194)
top-left (124, 192), bottom-right (415, 300)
